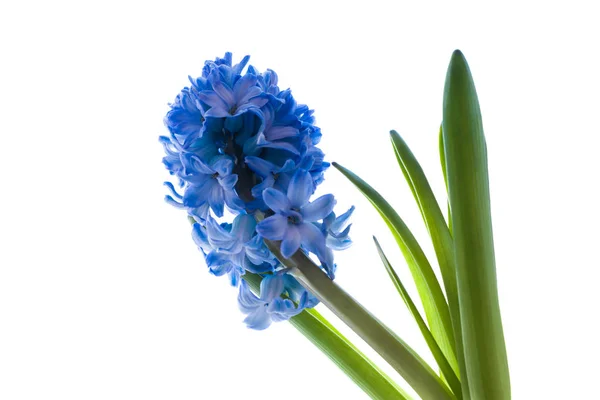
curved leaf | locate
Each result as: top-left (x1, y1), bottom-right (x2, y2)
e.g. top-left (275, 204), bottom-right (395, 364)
top-left (332, 162), bottom-right (456, 379)
top-left (373, 237), bottom-right (461, 399)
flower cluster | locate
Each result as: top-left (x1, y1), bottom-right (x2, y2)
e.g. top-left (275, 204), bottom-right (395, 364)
top-left (160, 53), bottom-right (353, 329)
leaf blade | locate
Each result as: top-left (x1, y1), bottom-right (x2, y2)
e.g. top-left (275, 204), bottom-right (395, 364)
top-left (442, 49), bottom-right (510, 399)
top-left (389, 130), bottom-right (462, 377)
top-left (373, 236), bottom-right (462, 399)
top-left (332, 162), bottom-right (456, 376)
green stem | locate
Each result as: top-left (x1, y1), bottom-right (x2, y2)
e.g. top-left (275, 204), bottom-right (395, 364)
top-left (262, 240), bottom-right (456, 400)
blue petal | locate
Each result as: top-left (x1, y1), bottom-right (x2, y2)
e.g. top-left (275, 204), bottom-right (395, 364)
top-left (238, 281), bottom-right (262, 313)
top-left (265, 126), bottom-right (299, 141)
top-left (232, 55), bottom-right (250, 76)
top-left (243, 307), bottom-right (271, 330)
top-left (280, 225), bottom-right (301, 258)
top-left (245, 156), bottom-right (276, 178)
top-left (209, 70), bottom-right (235, 107)
top-left (256, 215), bottom-right (288, 241)
top-left (298, 222), bottom-right (327, 257)
top-left (262, 188), bottom-right (291, 213)
top-left (250, 175), bottom-right (275, 198)
top-left (219, 174), bottom-right (238, 190)
top-left (331, 206), bottom-right (355, 233)
top-left (301, 194), bottom-right (336, 222)
top-left (204, 106), bottom-right (230, 118)
top-left (230, 214), bottom-right (256, 242)
top-left (287, 170), bottom-right (313, 208)
top-left (207, 185), bottom-right (225, 217)
top-left (259, 274), bottom-right (285, 302)
top-left (206, 217), bottom-right (236, 252)
top-left (211, 157), bottom-right (234, 176)
top-left (267, 298), bottom-right (300, 322)
top-left (182, 180), bottom-right (213, 208)
top-left (197, 91), bottom-right (228, 110)
top-left (164, 195), bottom-right (185, 209)
top-left (191, 223), bottom-right (212, 253)
top-left (163, 181), bottom-right (183, 199)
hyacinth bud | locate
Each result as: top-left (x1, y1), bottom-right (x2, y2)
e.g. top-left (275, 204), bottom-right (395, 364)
top-left (160, 53), bottom-right (353, 329)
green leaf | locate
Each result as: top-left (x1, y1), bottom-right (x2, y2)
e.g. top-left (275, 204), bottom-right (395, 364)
top-left (389, 130), bottom-right (462, 378)
top-left (332, 162), bottom-right (456, 376)
top-left (242, 273), bottom-right (411, 400)
top-left (442, 49), bottom-right (511, 399)
top-left (261, 240), bottom-right (456, 400)
top-left (373, 237), bottom-right (462, 399)
top-left (439, 126), bottom-right (453, 236)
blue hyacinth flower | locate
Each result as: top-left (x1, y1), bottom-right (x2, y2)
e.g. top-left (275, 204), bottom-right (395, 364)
top-left (256, 170), bottom-right (335, 269)
top-left (198, 69), bottom-right (268, 119)
top-left (203, 215), bottom-right (276, 285)
top-left (238, 274), bottom-right (306, 330)
top-left (180, 155), bottom-right (244, 218)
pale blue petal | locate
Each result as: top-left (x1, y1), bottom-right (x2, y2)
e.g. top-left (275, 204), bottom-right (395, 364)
top-left (331, 206), bottom-right (355, 232)
top-left (233, 74), bottom-right (258, 103)
top-left (197, 91), bottom-right (228, 109)
top-left (208, 185), bottom-right (225, 217)
top-left (219, 174), bottom-right (238, 190)
top-left (266, 126), bottom-right (299, 141)
top-left (211, 157), bottom-right (234, 176)
top-left (191, 223), bottom-right (212, 253)
top-left (281, 225), bottom-right (301, 258)
top-left (230, 214), bottom-right (256, 242)
top-left (245, 156), bottom-right (276, 177)
top-left (204, 106), bottom-right (231, 118)
top-left (256, 215), bottom-right (288, 240)
top-left (250, 175), bottom-right (275, 198)
top-left (209, 70), bottom-right (235, 107)
top-left (243, 308), bottom-right (271, 330)
top-left (262, 188), bottom-right (291, 213)
top-left (259, 274), bottom-right (285, 303)
top-left (206, 217), bottom-right (237, 252)
top-left (297, 222), bottom-right (327, 256)
top-left (301, 194), bottom-right (336, 222)
top-left (238, 281), bottom-right (262, 313)
top-left (287, 170), bottom-right (313, 208)
top-left (163, 181), bottom-right (183, 199)
top-left (164, 195), bottom-right (185, 208)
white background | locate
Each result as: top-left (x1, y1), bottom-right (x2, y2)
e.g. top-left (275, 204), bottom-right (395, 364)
top-left (1, 1), bottom-right (599, 399)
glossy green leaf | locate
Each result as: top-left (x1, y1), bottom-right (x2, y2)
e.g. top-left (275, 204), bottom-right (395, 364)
top-left (242, 273), bottom-right (410, 400)
top-left (389, 130), bottom-right (462, 378)
top-left (373, 237), bottom-right (462, 399)
top-left (333, 162), bottom-right (456, 376)
top-left (442, 49), bottom-right (510, 399)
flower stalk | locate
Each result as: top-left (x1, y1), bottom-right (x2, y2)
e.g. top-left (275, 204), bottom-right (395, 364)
top-left (259, 232), bottom-right (456, 400)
